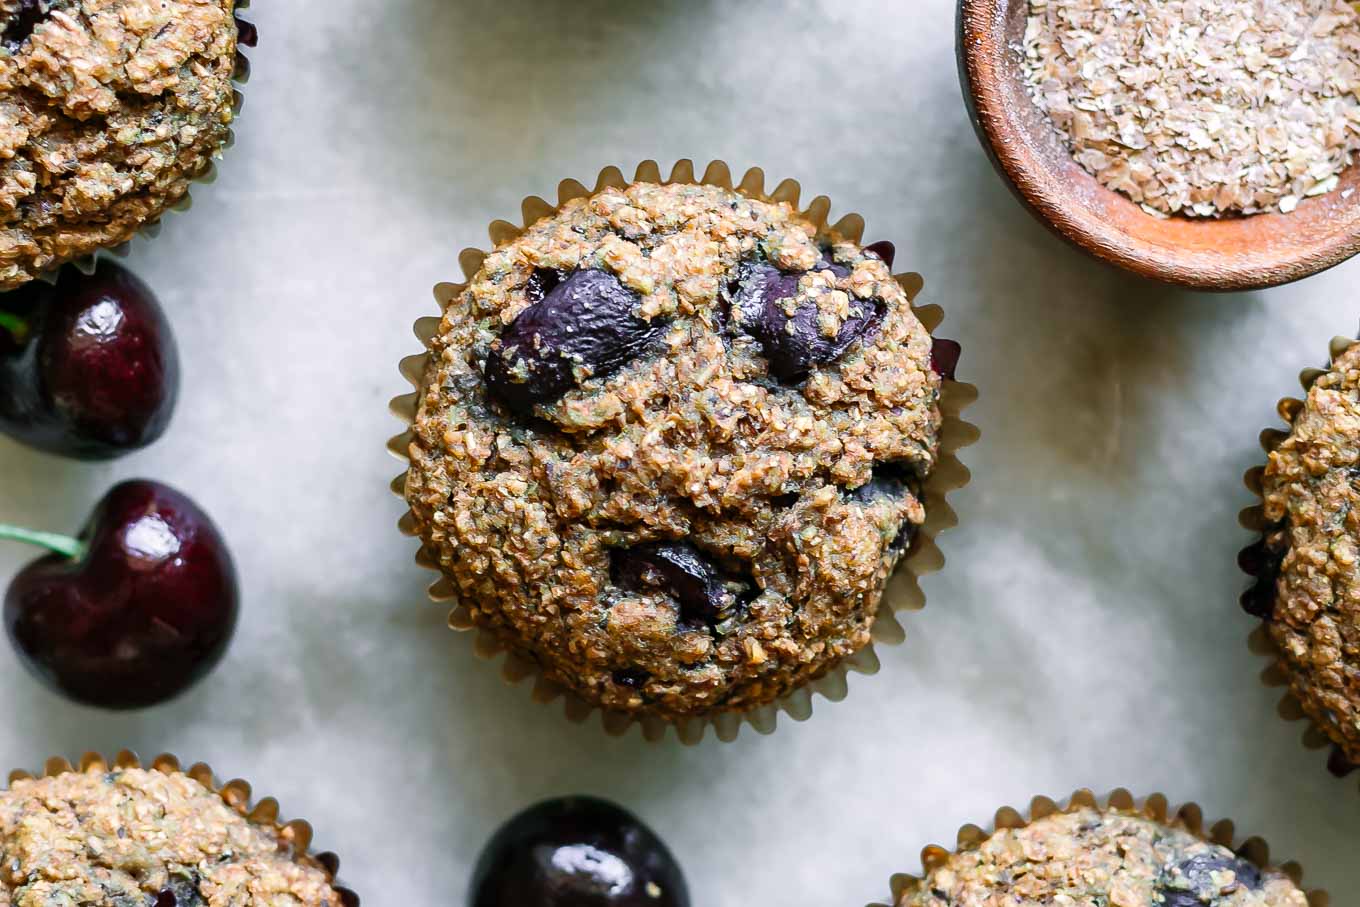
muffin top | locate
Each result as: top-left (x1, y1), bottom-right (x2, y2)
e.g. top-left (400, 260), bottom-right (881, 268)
top-left (1259, 342), bottom-right (1360, 764)
top-left (0, 0), bottom-right (239, 289)
top-left (406, 180), bottom-right (944, 720)
top-left (0, 766), bottom-right (343, 906)
top-left (898, 808), bottom-right (1307, 907)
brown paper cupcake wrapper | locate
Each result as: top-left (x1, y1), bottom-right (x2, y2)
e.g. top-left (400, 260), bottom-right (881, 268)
top-left (7, 750), bottom-right (359, 906)
top-left (871, 788), bottom-right (1328, 907)
top-left (34, 2), bottom-right (255, 285)
top-left (387, 159), bottom-right (979, 744)
top-left (1238, 333), bottom-right (1360, 783)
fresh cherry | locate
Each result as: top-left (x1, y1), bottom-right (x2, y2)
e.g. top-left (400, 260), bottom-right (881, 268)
top-left (470, 797), bottom-right (690, 907)
top-left (0, 261), bottom-right (180, 460)
top-left (1, 480), bottom-right (239, 709)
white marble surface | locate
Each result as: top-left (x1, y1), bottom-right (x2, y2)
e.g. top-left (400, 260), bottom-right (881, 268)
top-left (2, 0), bottom-right (1360, 903)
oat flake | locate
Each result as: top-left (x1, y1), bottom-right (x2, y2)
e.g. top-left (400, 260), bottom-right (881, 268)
top-left (1022, 0), bottom-right (1360, 217)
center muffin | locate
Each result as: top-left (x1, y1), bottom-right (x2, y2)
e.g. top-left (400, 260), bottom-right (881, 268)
top-left (406, 181), bottom-right (945, 720)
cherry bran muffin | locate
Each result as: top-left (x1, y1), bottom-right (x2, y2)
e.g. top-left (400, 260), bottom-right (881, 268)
top-left (0, 765), bottom-right (345, 905)
top-left (1246, 341), bottom-right (1360, 768)
top-left (897, 808), bottom-right (1307, 907)
top-left (406, 180), bottom-right (947, 721)
top-left (0, 0), bottom-right (240, 289)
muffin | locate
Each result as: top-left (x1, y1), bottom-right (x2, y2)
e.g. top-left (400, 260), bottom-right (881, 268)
top-left (893, 801), bottom-right (1309, 907)
top-left (404, 177), bottom-right (950, 723)
top-left (0, 759), bottom-right (348, 905)
top-left (0, 0), bottom-right (241, 290)
top-left (1242, 339), bottom-right (1360, 768)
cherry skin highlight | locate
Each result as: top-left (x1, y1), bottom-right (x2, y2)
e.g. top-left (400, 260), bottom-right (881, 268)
top-left (471, 797), bottom-right (690, 907)
top-left (0, 261), bottom-right (180, 460)
top-left (2, 480), bottom-right (239, 709)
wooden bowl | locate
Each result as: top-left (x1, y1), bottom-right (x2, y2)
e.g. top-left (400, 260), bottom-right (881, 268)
top-left (957, 0), bottom-right (1360, 291)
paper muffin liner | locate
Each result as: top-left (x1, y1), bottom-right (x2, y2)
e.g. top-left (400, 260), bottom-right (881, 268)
top-left (1237, 333), bottom-right (1360, 784)
top-left (32, 1), bottom-right (255, 287)
top-left (871, 788), bottom-right (1329, 907)
top-left (6, 750), bottom-right (359, 906)
top-left (387, 159), bottom-right (979, 744)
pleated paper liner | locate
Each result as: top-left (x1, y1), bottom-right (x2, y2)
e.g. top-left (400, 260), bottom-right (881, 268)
top-left (872, 789), bottom-right (1328, 907)
top-left (1237, 333), bottom-right (1360, 785)
top-left (7, 750), bottom-right (359, 906)
top-left (33, 1), bottom-right (255, 286)
top-left (388, 159), bottom-right (979, 744)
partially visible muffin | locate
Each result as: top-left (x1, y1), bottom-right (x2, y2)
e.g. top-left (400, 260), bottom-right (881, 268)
top-left (0, 765), bottom-right (344, 905)
top-left (1250, 341), bottom-right (1360, 766)
top-left (0, 0), bottom-right (240, 289)
top-left (898, 808), bottom-right (1307, 907)
top-left (406, 180), bottom-right (946, 722)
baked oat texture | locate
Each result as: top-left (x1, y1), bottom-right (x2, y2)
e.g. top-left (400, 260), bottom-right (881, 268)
top-left (0, 0), bottom-right (238, 289)
top-left (898, 808), bottom-right (1308, 907)
top-left (406, 181), bottom-right (944, 721)
top-left (1261, 342), bottom-right (1360, 764)
top-left (0, 766), bottom-right (344, 906)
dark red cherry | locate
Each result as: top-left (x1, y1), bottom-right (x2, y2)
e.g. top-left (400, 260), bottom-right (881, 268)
top-left (1, 480), bottom-right (239, 710)
top-left (470, 797), bottom-right (690, 907)
top-left (0, 261), bottom-right (179, 460)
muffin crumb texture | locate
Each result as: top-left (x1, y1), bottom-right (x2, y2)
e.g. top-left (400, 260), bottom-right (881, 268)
top-left (0, 0), bottom-right (238, 289)
top-left (0, 767), bottom-right (344, 906)
top-left (898, 808), bottom-right (1308, 907)
top-left (1261, 342), bottom-right (1360, 764)
top-left (407, 181), bottom-right (943, 721)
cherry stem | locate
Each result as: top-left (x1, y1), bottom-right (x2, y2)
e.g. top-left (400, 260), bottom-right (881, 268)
top-left (0, 524), bottom-right (85, 560)
top-left (0, 311), bottom-right (28, 344)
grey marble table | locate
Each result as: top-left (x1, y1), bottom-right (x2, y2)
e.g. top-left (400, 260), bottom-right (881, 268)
top-left (2, 1), bottom-right (1358, 904)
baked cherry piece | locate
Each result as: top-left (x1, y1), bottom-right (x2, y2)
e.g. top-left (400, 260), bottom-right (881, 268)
top-left (1, 480), bottom-right (238, 710)
top-left (850, 462), bottom-right (921, 555)
top-left (930, 338), bottom-right (961, 381)
top-left (726, 257), bottom-right (884, 382)
top-left (470, 797), bottom-right (690, 907)
top-left (0, 261), bottom-right (179, 460)
top-left (1156, 853), bottom-right (1262, 907)
top-left (862, 240), bottom-right (896, 268)
top-left (610, 542), bottom-right (751, 628)
top-left (484, 269), bottom-right (665, 412)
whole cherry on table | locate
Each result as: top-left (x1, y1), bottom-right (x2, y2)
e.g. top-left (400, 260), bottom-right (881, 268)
top-left (0, 480), bottom-right (239, 710)
top-left (471, 797), bottom-right (691, 907)
top-left (0, 260), bottom-right (179, 460)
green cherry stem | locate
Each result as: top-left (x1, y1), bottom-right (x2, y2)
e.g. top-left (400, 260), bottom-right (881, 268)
top-left (0, 524), bottom-right (85, 560)
top-left (0, 311), bottom-right (28, 344)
